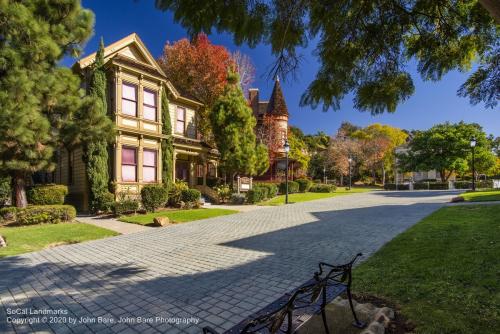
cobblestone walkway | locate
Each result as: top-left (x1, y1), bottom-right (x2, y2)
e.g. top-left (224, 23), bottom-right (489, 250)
top-left (0, 191), bottom-right (458, 333)
top-left (77, 216), bottom-right (151, 235)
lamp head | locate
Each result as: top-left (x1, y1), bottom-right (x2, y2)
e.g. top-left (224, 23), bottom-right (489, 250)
top-left (470, 138), bottom-right (476, 148)
top-left (284, 139), bottom-right (290, 153)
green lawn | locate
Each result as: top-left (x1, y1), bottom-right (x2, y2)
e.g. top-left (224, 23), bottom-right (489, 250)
top-left (459, 189), bottom-right (500, 202)
top-left (119, 208), bottom-right (238, 225)
top-left (0, 223), bottom-right (118, 258)
top-left (260, 187), bottom-right (376, 206)
top-left (353, 205), bottom-right (500, 334)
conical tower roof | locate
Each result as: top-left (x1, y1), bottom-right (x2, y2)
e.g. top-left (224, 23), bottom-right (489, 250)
top-left (266, 76), bottom-right (288, 117)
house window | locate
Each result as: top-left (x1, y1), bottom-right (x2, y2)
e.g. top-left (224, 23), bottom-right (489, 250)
top-left (121, 147), bottom-right (137, 181)
top-left (208, 163), bottom-right (216, 177)
top-left (176, 107), bottom-right (185, 134)
top-left (143, 90), bottom-right (157, 121)
top-left (122, 83), bottom-right (137, 116)
top-left (143, 149), bottom-right (157, 182)
top-left (196, 164), bottom-right (204, 178)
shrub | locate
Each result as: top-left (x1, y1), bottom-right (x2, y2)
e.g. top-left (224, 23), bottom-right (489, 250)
top-left (413, 182), bottom-right (430, 190)
top-left (246, 187), bottom-right (267, 204)
top-left (477, 180), bottom-right (493, 189)
top-left (113, 199), bottom-right (140, 215)
top-left (97, 191), bottom-right (116, 213)
top-left (428, 182), bottom-right (448, 190)
top-left (296, 178), bottom-right (312, 192)
top-left (181, 189), bottom-right (201, 203)
top-left (453, 181), bottom-right (472, 189)
top-left (279, 181), bottom-right (299, 194)
top-left (384, 183), bottom-right (410, 190)
top-left (230, 193), bottom-right (246, 204)
top-left (215, 185), bottom-right (232, 203)
top-left (0, 176), bottom-right (11, 207)
top-left (168, 181), bottom-right (189, 206)
top-left (0, 205), bottom-right (76, 226)
top-left (310, 184), bottom-right (337, 193)
top-left (141, 185), bottom-right (168, 212)
top-left (27, 184), bottom-right (68, 205)
top-left (255, 183), bottom-right (278, 198)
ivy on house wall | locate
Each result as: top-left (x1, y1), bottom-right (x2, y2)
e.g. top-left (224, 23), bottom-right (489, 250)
top-left (161, 89), bottom-right (174, 189)
top-left (83, 38), bottom-right (114, 212)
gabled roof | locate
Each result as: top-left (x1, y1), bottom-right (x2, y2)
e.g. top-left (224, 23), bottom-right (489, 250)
top-left (266, 77), bottom-right (288, 117)
top-left (75, 33), bottom-right (166, 76)
top-left (74, 33), bottom-right (203, 107)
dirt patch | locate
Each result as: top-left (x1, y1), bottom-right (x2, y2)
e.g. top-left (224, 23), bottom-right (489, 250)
top-left (45, 241), bottom-right (79, 249)
top-left (352, 293), bottom-right (416, 334)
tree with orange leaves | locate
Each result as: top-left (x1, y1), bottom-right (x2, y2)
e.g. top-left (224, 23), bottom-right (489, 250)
top-left (158, 34), bottom-right (255, 142)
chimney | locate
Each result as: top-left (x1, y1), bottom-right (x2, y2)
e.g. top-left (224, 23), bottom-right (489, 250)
top-left (248, 88), bottom-right (259, 116)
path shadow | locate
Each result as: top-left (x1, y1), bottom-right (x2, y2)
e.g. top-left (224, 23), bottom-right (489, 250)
top-left (0, 201), bottom-right (443, 333)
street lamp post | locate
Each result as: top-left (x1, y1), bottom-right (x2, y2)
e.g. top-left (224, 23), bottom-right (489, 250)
top-left (284, 139), bottom-right (290, 204)
top-left (470, 137), bottom-right (476, 191)
top-left (348, 157), bottom-right (352, 190)
top-left (323, 165), bottom-right (326, 184)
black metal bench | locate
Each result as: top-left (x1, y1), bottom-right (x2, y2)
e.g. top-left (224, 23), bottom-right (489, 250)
top-left (203, 253), bottom-right (366, 334)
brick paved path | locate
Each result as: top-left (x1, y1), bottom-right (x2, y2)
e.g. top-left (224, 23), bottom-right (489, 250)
top-left (0, 191), bottom-right (458, 333)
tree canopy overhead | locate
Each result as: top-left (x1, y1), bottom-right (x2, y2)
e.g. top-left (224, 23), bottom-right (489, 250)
top-left (156, 0), bottom-right (499, 113)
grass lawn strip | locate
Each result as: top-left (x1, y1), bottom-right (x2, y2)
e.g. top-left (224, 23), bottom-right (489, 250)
top-left (119, 208), bottom-right (238, 225)
top-left (0, 223), bottom-right (118, 258)
top-left (353, 204), bottom-right (500, 334)
top-left (459, 189), bottom-right (500, 202)
top-left (260, 187), bottom-right (376, 206)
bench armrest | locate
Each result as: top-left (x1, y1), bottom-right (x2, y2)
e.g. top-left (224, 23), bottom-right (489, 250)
top-left (314, 253), bottom-right (363, 282)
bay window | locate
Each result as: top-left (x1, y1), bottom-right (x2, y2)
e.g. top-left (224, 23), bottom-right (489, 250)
top-left (143, 149), bottom-right (157, 182)
top-left (121, 147), bottom-right (137, 181)
top-left (143, 89), bottom-right (157, 121)
top-left (122, 83), bottom-right (137, 116)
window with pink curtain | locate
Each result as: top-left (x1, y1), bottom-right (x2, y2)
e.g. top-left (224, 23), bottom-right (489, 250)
top-left (121, 147), bottom-right (137, 181)
top-left (122, 83), bottom-right (137, 116)
top-left (143, 149), bottom-right (156, 182)
top-left (176, 107), bottom-right (185, 134)
top-left (143, 90), bottom-right (156, 121)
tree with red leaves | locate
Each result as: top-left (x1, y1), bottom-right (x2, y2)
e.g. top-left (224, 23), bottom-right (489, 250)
top-left (158, 34), bottom-right (255, 142)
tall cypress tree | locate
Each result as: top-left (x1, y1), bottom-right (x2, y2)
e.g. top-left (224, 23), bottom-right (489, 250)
top-left (161, 89), bottom-right (174, 188)
top-left (210, 71), bottom-right (268, 178)
top-left (84, 38), bottom-right (113, 212)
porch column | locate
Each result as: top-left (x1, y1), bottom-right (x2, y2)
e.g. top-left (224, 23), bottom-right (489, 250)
top-left (203, 163), bottom-right (207, 186)
top-left (189, 156), bottom-right (196, 186)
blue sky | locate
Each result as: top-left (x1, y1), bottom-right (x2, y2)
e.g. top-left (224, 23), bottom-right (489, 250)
top-left (66, 0), bottom-right (499, 136)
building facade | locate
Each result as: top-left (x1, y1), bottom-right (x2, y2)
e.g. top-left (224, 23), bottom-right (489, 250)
top-left (249, 77), bottom-right (301, 180)
top-left (53, 33), bottom-right (218, 211)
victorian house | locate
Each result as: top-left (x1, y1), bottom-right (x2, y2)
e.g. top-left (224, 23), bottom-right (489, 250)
top-left (53, 33), bottom-right (218, 211)
top-left (249, 77), bottom-right (301, 180)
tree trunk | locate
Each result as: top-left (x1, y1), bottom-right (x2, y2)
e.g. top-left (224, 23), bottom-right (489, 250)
top-left (12, 172), bottom-right (27, 208)
top-left (479, 0), bottom-right (500, 23)
top-left (382, 166), bottom-right (386, 185)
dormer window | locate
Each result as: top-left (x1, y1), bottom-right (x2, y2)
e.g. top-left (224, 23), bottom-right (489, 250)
top-left (143, 89), bottom-right (157, 121)
top-left (122, 83), bottom-right (137, 117)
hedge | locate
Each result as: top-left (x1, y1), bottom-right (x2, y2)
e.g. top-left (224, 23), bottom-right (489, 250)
top-left (413, 182), bottom-right (430, 190)
top-left (310, 184), bottom-right (337, 193)
top-left (296, 178), bottom-right (312, 193)
top-left (454, 181), bottom-right (472, 189)
top-left (255, 183), bottom-right (278, 198)
top-left (384, 183), bottom-right (410, 190)
top-left (181, 189), bottom-right (201, 203)
top-left (113, 199), bottom-right (140, 215)
top-left (27, 184), bottom-right (68, 205)
top-left (141, 185), bottom-right (168, 212)
top-left (246, 187), bottom-right (267, 204)
top-left (428, 182), bottom-right (448, 190)
top-left (230, 193), bottom-right (246, 204)
top-left (279, 181), bottom-right (299, 194)
top-left (0, 205), bottom-right (76, 226)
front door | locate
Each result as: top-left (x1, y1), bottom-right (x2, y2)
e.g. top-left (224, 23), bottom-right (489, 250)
top-left (175, 160), bottom-right (189, 182)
